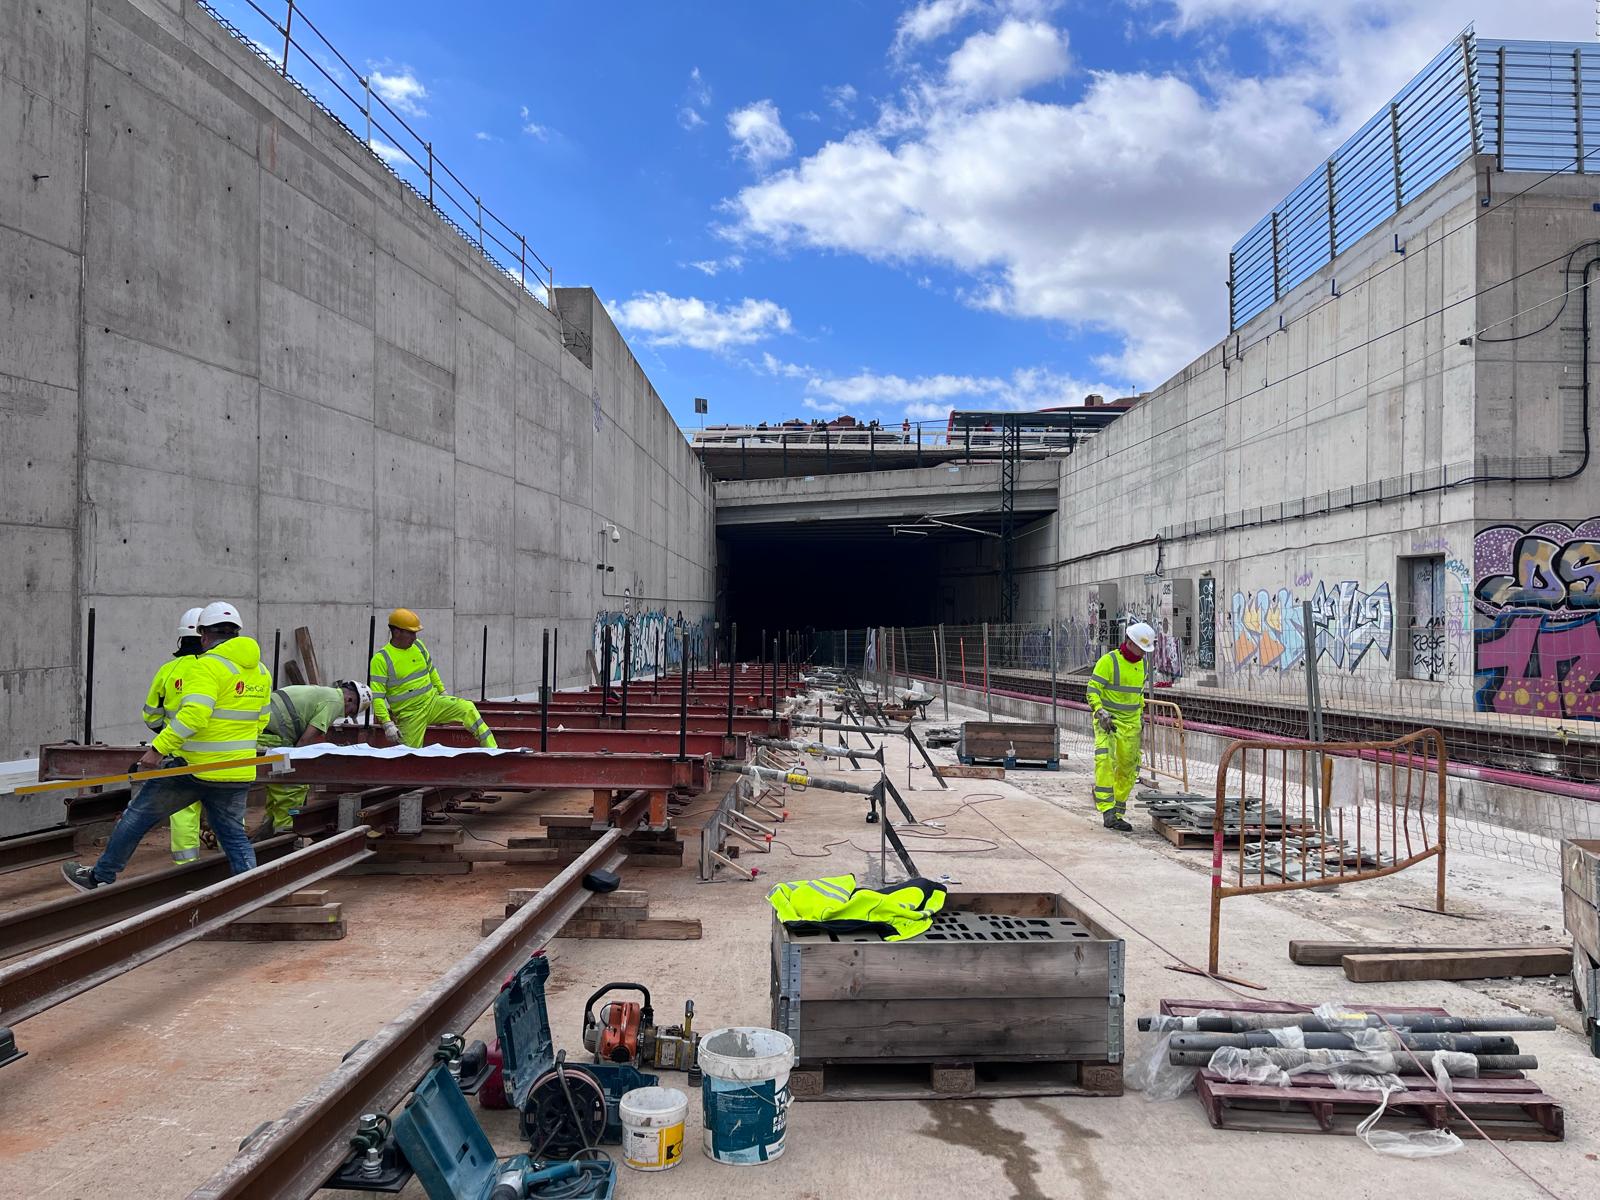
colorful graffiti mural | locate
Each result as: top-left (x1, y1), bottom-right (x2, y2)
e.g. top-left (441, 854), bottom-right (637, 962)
top-left (592, 607), bottom-right (713, 686)
top-left (1473, 519), bottom-right (1600, 721)
top-left (1229, 580), bottom-right (1393, 674)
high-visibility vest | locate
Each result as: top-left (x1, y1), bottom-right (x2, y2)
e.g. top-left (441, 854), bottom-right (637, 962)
top-left (142, 654), bottom-right (201, 732)
top-left (767, 874), bottom-right (948, 942)
top-left (1087, 649), bottom-right (1146, 722)
top-left (368, 639), bottom-right (443, 724)
top-left (151, 637), bottom-right (272, 782)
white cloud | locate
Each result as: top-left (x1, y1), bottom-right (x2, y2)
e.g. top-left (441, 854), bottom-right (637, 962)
top-left (727, 100), bottom-right (796, 171)
top-left (474, 130), bottom-right (493, 141)
top-left (804, 365), bottom-right (1118, 414)
top-left (894, 0), bottom-right (984, 56)
top-left (825, 83), bottom-right (858, 116)
top-left (944, 18), bottom-right (1069, 101)
top-left (369, 67), bottom-right (428, 117)
top-left (688, 255), bottom-right (745, 276)
top-left (249, 38), bottom-right (283, 67)
top-left (802, 397), bottom-right (846, 414)
top-left (610, 292), bottom-right (792, 351)
top-left (679, 66), bottom-right (712, 130)
top-left (368, 137), bottom-right (413, 167)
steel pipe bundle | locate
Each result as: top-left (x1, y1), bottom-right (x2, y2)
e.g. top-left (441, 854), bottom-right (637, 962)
top-left (1166, 1048), bottom-right (1538, 1074)
top-left (1139, 1013), bottom-right (1557, 1034)
top-left (1169, 1032), bottom-right (1521, 1054)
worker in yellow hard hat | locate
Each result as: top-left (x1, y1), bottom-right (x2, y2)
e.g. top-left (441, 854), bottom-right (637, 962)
top-left (368, 608), bottom-right (497, 749)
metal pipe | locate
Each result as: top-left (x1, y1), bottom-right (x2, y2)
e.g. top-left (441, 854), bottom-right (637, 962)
top-left (271, 629), bottom-right (281, 690)
top-left (678, 632), bottom-right (690, 762)
top-left (621, 624), bottom-right (631, 730)
top-left (600, 627), bottom-right (610, 717)
top-left (726, 622), bottom-right (737, 738)
top-left (551, 627), bottom-right (559, 694)
top-left (480, 623), bottom-right (488, 701)
top-left (364, 613), bottom-right (376, 728)
top-left (539, 628), bottom-right (550, 753)
top-left (280, 0), bottom-right (293, 75)
top-left (1139, 1013), bottom-right (1556, 1034)
top-left (1166, 1048), bottom-right (1535, 1075)
top-left (772, 638), bottom-right (779, 718)
top-left (83, 606), bottom-right (96, 745)
top-left (1170, 1032), bottom-right (1520, 1054)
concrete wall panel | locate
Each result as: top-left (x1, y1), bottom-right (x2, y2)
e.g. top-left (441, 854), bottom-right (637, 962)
top-left (259, 494), bottom-right (373, 602)
top-left (259, 280), bottom-right (375, 420)
top-left (260, 387), bottom-right (374, 510)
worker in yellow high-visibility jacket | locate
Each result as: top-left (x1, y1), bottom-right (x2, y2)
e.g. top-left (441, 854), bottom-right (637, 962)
top-left (1088, 621), bottom-right (1157, 832)
top-left (64, 602), bottom-right (271, 890)
top-left (368, 608), bottom-right (497, 748)
top-left (141, 606), bottom-right (206, 864)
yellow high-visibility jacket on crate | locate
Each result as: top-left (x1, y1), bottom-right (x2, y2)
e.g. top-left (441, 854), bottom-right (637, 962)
top-left (767, 873), bottom-right (947, 941)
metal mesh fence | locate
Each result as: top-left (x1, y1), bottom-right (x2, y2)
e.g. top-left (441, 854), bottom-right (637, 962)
top-left (822, 617), bottom-right (1600, 876)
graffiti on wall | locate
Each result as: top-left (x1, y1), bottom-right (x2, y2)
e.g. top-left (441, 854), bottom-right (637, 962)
top-left (592, 608), bottom-right (713, 686)
top-left (1229, 580), bottom-right (1394, 674)
top-left (1473, 520), bottom-right (1600, 720)
top-left (1197, 577), bottom-right (1216, 670)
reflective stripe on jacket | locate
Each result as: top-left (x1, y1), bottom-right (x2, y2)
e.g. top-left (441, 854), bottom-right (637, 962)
top-left (1087, 649), bottom-right (1146, 721)
top-left (152, 637), bottom-right (272, 782)
top-left (768, 873), bottom-right (948, 941)
top-left (142, 655), bottom-right (201, 732)
top-left (368, 639), bottom-right (443, 724)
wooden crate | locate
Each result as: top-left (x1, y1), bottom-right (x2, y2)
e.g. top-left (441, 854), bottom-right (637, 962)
top-left (771, 890), bottom-right (1123, 1071)
top-left (957, 721), bottom-right (1059, 769)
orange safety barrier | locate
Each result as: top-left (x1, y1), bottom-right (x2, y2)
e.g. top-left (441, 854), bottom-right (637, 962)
top-left (1142, 699), bottom-right (1189, 791)
top-left (1207, 729), bottom-right (1447, 973)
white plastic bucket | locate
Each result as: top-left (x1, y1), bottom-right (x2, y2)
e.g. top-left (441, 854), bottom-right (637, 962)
top-left (619, 1086), bottom-right (687, 1172)
top-left (698, 1027), bottom-right (795, 1165)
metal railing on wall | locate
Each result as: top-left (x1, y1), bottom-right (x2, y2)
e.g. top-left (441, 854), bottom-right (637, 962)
top-left (195, 0), bottom-right (555, 307)
top-left (1228, 32), bottom-right (1600, 330)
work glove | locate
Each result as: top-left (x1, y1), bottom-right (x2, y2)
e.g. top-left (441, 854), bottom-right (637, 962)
top-left (1095, 709), bottom-right (1115, 734)
top-left (383, 721), bottom-right (402, 744)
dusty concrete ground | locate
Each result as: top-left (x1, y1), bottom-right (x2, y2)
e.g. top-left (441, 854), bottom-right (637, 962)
top-left (2, 696), bottom-right (1597, 1200)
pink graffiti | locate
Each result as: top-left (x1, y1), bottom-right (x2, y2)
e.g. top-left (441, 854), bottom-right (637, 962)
top-left (1474, 615), bottom-right (1600, 720)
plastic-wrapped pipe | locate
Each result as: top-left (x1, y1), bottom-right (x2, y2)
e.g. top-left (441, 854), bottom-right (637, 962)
top-left (1170, 1032), bottom-right (1519, 1054)
top-left (1167, 1047), bottom-right (1534, 1075)
top-left (1139, 1013), bottom-right (1556, 1034)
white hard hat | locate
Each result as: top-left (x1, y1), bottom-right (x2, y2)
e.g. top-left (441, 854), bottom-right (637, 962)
top-left (198, 600), bottom-right (242, 629)
top-left (178, 607), bottom-right (204, 638)
top-left (1125, 621), bottom-right (1158, 653)
top-left (336, 679), bottom-right (372, 715)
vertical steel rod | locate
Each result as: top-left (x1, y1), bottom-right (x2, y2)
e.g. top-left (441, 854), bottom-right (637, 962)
top-left (600, 627), bottom-right (611, 716)
top-left (621, 624), bottom-right (631, 730)
top-left (83, 606), bottom-right (96, 745)
top-left (678, 629), bottom-right (689, 761)
top-left (539, 628), bottom-right (550, 752)
top-left (271, 629), bottom-right (281, 690)
top-left (364, 613), bottom-right (376, 727)
top-left (480, 623), bottom-right (488, 701)
top-left (727, 622), bottom-right (737, 738)
top-left (281, 0), bottom-right (293, 76)
top-left (551, 627), bottom-right (559, 695)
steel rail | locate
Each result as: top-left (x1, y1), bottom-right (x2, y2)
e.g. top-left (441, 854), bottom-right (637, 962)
top-left (478, 712), bottom-right (791, 737)
top-left (0, 836), bottom-right (299, 960)
top-left (0, 829), bottom-right (371, 1028)
top-left (187, 799), bottom-right (643, 1200)
top-left (0, 827), bottom-right (80, 877)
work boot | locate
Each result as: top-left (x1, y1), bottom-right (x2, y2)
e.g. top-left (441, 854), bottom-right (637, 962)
top-left (1101, 809), bottom-right (1133, 833)
top-left (61, 862), bottom-right (104, 892)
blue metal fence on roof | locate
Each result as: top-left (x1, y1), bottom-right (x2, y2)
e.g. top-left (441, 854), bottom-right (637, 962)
top-left (1228, 32), bottom-right (1600, 330)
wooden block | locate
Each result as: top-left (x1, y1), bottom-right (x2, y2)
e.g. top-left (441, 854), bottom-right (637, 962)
top-left (936, 765), bottom-right (1006, 781)
top-left (233, 904), bottom-right (343, 924)
top-left (455, 848), bottom-right (558, 864)
top-left (931, 1064), bottom-right (975, 1094)
top-left (556, 918), bottom-right (702, 941)
top-left (1290, 941), bottom-right (1529, 967)
top-left (1565, 886), bottom-right (1600, 964)
top-left (204, 919), bottom-right (347, 942)
top-left (295, 627), bottom-right (321, 686)
top-left (1341, 947), bottom-right (1572, 982)
top-left (1079, 1062), bottom-right (1124, 1096)
top-left (383, 828), bottom-right (464, 845)
top-left (344, 860), bottom-right (472, 875)
top-left (1563, 839), bottom-right (1600, 910)
top-left (283, 661), bottom-right (306, 686)
top-left (789, 1068), bottom-right (826, 1098)
top-left (508, 887), bottom-right (650, 908)
top-left (272, 890), bottom-right (329, 907)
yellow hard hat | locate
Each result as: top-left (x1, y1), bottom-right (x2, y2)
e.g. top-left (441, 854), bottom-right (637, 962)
top-left (387, 607), bottom-right (423, 632)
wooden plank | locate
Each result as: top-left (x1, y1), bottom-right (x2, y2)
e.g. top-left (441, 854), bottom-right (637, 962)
top-left (380, 829), bottom-right (463, 845)
top-left (793, 940), bottom-right (1110, 1002)
top-left (228, 904), bottom-right (342, 925)
top-left (789, 1058), bottom-right (1116, 1102)
top-left (556, 918), bottom-right (701, 940)
top-left (294, 627), bottom-right (321, 686)
top-left (1290, 940), bottom-right (1543, 967)
top-left (936, 765), bottom-right (1006, 781)
top-left (283, 661), bottom-right (306, 686)
top-left (203, 919), bottom-right (347, 942)
top-left (1341, 947), bottom-right (1572, 982)
top-left (1562, 839), bottom-right (1600, 910)
top-left (1565, 886), bottom-right (1600, 965)
top-left (271, 890), bottom-right (330, 907)
top-left (795, 996), bottom-right (1108, 1061)
top-left (454, 848), bottom-right (559, 864)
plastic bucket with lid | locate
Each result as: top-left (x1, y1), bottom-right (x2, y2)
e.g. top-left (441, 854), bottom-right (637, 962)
top-left (619, 1086), bottom-right (687, 1171)
top-left (698, 1027), bottom-right (794, 1165)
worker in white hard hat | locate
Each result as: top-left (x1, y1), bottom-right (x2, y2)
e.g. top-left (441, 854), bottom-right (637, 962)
top-left (64, 601), bottom-right (271, 891)
top-left (369, 607), bottom-right (497, 748)
top-left (254, 680), bottom-right (371, 838)
top-left (1087, 620), bottom-right (1157, 833)
top-left (139, 606), bottom-right (207, 864)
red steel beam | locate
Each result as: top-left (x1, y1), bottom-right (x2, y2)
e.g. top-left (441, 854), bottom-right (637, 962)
top-left (327, 725), bottom-right (746, 759)
top-left (36, 745), bottom-right (710, 795)
top-left (480, 713), bottom-right (790, 738)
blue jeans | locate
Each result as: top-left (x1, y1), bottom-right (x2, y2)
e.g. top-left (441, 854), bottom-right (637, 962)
top-left (93, 774), bottom-right (256, 883)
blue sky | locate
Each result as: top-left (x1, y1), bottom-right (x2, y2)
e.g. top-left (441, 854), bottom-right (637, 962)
top-left (215, 0), bottom-right (1589, 432)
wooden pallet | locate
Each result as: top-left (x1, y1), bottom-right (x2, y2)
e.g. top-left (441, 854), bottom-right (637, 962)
top-left (1195, 1070), bottom-right (1564, 1141)
top-left (790, 1057), bottom-right (1122, 1102)
top-left (1151, 815), bottom-right (1316, 850)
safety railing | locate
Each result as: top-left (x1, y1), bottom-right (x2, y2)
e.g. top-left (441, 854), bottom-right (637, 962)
top-left (1142, 699), bottom-right (1189, 791)
top-left (1207, 729), bottom-right (1448, 972)
top-left (195, 0), bottom-right (555, 306)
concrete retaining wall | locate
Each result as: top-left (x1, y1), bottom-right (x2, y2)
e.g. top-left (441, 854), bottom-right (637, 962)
top-left (0, 0), bottom-right (714, 759)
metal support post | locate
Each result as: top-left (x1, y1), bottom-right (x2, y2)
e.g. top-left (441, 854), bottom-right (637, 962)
top-left (938, 624), bottom-right (949, 720)
top-left (539, 628), bottom-right (550, 752)
top-left (600, 627), bottom-right (611, 717)
top-left (678, 635), bottom-right (690, 762)
top-left (1303, 599), bottom-right (1327, 833)
top-left (727, 622), bottom-right (737, 737)
top-left (982, 621), bottom-right (992, 720)
top-left (551, 627), bottom-right (559, 694)
top-left (365, 613), bottom-right (376, 728)
top-left (771, 638), bottom-right (780, 718)
top-left (271, 629), bottom-right (281, 690)
top-left (83, 607), bottom-right (95, 746)
top-left (480, 624), bottom-right (488, 700)
top-left (427, 143), bottom-right (434, 207)
top-left (620, 624), bottom-right (631, 730)
top-left (656, 628), bottom-right (664, 698)
top-left (281, 0), bottom-right (293, 75)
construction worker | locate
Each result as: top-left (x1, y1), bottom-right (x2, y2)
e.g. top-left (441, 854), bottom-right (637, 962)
top-left (255, 680), bottom-right (372, 838)
top-left (369, 608), bottom-right (497, 749)
top-left (142, 606), bottom-right (206, 864)
top-left (1088, 621), bottom-right (1157, 833)
top-left (64, 601), bottom-right (272, 890)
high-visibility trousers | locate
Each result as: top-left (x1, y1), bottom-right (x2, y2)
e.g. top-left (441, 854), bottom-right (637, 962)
top-left (258, 729), bottom-right (303, 833)
top-left (170, 803), bottom-right (202, 864)
top-left (394, 693), bottom-right (498, 749)
top-left (1093, 716), bottom-right (1142, 815)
